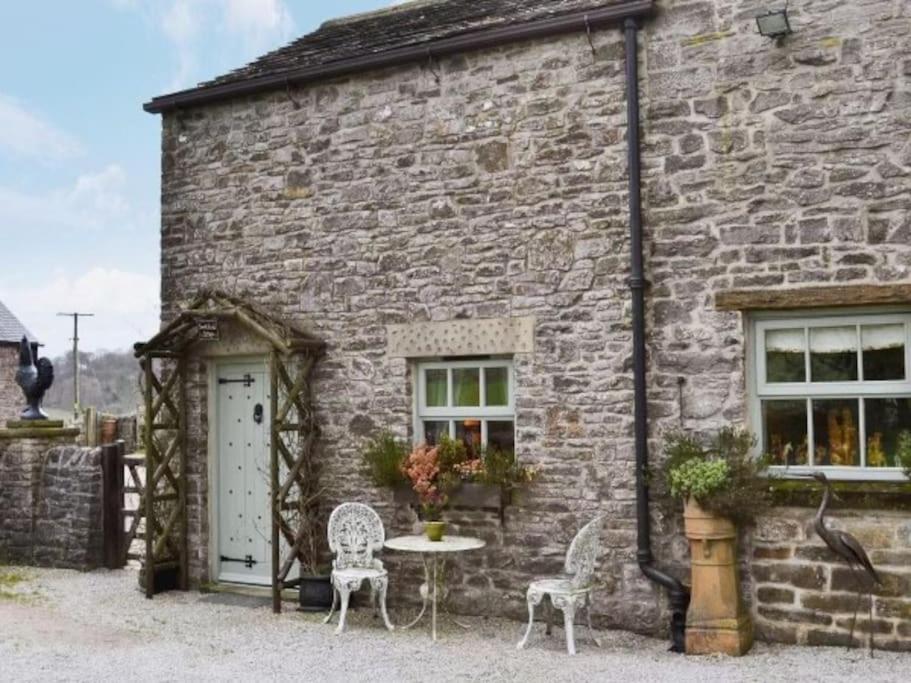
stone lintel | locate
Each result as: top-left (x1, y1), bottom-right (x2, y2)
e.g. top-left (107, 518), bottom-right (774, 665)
top-left (715, 283), bottom-right (911, 311)
top-left (386, 316), bottom-right (535, 358)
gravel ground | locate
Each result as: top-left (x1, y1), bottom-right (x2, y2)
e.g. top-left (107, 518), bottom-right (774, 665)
top-left (0, 567), bottom-right (907, 682)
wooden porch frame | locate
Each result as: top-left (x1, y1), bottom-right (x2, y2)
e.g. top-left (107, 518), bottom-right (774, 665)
top-left (134, 290), bottom-right (324, 611)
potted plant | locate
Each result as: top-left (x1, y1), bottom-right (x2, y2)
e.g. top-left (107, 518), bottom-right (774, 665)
top-left (291, 436), bottom-right (331, 612)
top-left (361, 431), bottom-right (539, 525)
top-left (361, 430), bottom-right (409, 491)
top-left (663, 428), bottom-right (771, 656)
top-left (401, 442), bottom-right (455, 541)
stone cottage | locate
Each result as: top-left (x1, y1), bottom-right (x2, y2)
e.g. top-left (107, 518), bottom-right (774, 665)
top-left (0, 300), bottom-right (36, 423)
top-left (143, 0), bottom-right (911, 650)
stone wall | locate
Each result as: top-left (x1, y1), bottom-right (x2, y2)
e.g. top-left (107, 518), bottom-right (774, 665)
top-left (753, 506), bottom-right (911, 650)
top-left (0, 434), bottom-right (104, 569)
top-left (0, 344), bottom-right (20, 424)
top-left (157, 0), bottom-right (911, 645)
top-left (638, 0), bottom-right (911, 650)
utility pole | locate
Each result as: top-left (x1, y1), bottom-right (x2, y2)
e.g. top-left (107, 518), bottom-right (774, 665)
top-left (57, 312), bottom-right (94, 421)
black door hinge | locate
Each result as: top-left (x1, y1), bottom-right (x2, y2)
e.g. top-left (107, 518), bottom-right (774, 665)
top-left (219, 374), bottom-right (255, 386)
top-left (220, 554), bottom-right (258, 568)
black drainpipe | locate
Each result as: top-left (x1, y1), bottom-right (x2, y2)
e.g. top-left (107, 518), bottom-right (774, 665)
top-left (624, 17), bottom-right (690, 653)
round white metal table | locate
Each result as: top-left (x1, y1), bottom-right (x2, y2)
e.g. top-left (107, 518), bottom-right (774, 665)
top-left (384, 534), bottom-right (486, 641)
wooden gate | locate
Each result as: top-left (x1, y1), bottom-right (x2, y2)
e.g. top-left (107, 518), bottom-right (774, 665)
top-left (101, 441), bottom-right (146, 569)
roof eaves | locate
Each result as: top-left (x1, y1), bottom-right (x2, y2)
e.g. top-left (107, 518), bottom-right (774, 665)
top-left (144, 0), bottom-right (655, 114)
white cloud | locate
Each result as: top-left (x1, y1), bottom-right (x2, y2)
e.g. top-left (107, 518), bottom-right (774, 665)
top-left (0, 164), bottom-right (137, 232)
top-left (0, 267), bottom-right (160, 357)
top-left (0, 94), bottom-right (83, 163)
top-left (224, 0), bottom-right (296, 51)
top-left (111, 0), bottom-right (296, 90)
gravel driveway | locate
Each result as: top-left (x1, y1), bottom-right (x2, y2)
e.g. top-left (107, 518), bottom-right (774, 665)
top-left (0, 567), bottom-right (907, 682)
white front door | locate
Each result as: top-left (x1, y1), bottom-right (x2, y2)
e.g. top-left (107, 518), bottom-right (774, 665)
top-left (215, 361), bottom-right (271, 585)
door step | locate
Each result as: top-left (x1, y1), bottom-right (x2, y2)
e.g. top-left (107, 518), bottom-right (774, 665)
top-left (204, 581), bottom-right (297, 602)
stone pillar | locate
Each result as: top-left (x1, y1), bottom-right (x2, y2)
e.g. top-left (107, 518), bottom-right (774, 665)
top-left (0, 420), bottom-right (104, 569)
top-left (684, 498), bottom-right (753, 656)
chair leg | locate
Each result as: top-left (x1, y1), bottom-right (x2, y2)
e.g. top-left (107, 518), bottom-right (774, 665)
top-left (322, 585), bottom-right (338, 625)
top-left (551, 596), bottom-right (578, 655)
top-left (371, 576), bottom-right (395, 631)
top-left (585, 594), bottom-right (601, 647)
top-left (335, 585), bottom-right (353, 635)
top-left (370, 581), bottom-right (378, 618)
top-left (561, 603), bottom-right (577, 655)
top-left (517, 589), bottom-right (542, 650)
top-left (545, 598), bottom-right (553, 636)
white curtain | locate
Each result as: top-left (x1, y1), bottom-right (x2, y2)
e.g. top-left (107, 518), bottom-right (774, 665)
top-left (766, 328), bottom-right (805, 353)
top-left (810, 326), bottom-right (857, 354)
top-left (767, 324), bottom-right (905, 354)
top-left (862, 324), bottom-right (905, 351)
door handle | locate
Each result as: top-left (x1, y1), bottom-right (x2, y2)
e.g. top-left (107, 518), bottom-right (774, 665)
top-left (253, 403), bottom-right (263, 424)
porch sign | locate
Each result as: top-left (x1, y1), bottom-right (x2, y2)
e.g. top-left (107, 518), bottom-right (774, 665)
top-left (197, 317), bottom-right (219, 340)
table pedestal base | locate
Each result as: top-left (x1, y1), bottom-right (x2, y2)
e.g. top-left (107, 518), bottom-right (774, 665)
top-left (399, 554), bottom-right (470, 640)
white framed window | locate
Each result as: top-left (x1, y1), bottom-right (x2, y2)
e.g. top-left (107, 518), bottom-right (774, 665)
top-left (749, 310), bottom-right (911, 480)
top-left (414, 359), bottom-right (515, 455)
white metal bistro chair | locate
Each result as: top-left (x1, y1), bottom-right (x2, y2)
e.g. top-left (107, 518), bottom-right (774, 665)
top-left (517, 515), bottom-right (605, 655)
top-left (322, 502), bottom-right (394, 634)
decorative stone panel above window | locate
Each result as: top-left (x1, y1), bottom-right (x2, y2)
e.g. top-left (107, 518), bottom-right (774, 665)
top-left (386, 317), bottom-right (535, 358)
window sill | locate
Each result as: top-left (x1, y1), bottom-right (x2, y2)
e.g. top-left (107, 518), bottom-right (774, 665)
top-left (768, 477), bottom-right (911, 511)
top-left (768, 467), bottom-right (909, 483)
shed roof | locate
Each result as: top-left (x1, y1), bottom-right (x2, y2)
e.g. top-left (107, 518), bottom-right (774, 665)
top-left (0, 300), bottom-right (37, 345)
top-left (144, 0), bottom-right (653, 113)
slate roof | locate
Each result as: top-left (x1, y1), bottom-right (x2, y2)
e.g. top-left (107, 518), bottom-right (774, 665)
top-left (146, 0), bottom-right (648, 111)
top-left (0, 300), bottom-right (37, 345)
top-left (205, 0), bottom-right (633, 89)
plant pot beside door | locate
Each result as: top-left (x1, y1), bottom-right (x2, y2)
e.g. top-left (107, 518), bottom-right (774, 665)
top-left (663, 429), bottom-right (771, 657)
top-left (299, 574), bottom-right (334, 612)
top-left (683, 497), bottom-right (752, 656)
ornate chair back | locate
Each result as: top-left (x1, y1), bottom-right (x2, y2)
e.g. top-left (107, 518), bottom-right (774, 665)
top-left (564, 515), bottom-right (605, 590)
top-left (327, 503), bottom-right (386, 571)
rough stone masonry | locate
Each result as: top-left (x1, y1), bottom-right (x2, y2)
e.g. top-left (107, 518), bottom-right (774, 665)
top-left (156, 0), bottom-right (911, 649)
top-left (0, 434), bottom-right (104, 570)
top-left (0, 344), bottom-right (21, 424)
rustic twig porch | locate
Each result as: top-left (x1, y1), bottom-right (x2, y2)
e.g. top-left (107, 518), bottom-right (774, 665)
top-left (134, 290), bottom-right (324, 610)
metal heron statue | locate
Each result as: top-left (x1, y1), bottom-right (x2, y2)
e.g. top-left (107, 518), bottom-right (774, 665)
top-left (799, 471), bottom-right (882, 655)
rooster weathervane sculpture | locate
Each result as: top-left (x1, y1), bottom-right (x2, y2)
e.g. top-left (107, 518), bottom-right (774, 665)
top-left (15, 336), bottom-right (55, 420)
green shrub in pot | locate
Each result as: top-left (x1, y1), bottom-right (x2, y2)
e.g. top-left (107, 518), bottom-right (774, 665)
top-left (663, 427), bottom-right (771, 526)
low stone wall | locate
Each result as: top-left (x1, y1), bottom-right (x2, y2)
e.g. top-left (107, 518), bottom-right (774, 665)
top-left (752, 505), bottom-right (911, 652)
top-left (0, 433), bottom-right (104, 569)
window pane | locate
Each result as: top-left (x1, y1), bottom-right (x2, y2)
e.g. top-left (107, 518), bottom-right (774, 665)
top-left (425, 369), bottom-right (448, 407)
top-left (810, 326), bottom-right (858, 382)
top-left (455, 419), bottom-right (482, 458)
top-left (423, 421), bottom-right (449, 446)
top-left (812, 399), bottom-right (860, 466)
top-left (862, 324), bottom-right (906, 381)
top-left (487, 420), bottom-right (515, 453)
top-left (763, 400), bottom-right (808, 466)
top-left (453, 368), bottom-right (480, 407)
top-left (766, 329), bottom-right (806, 383)
top-left (864, 398), bottom-right (911, 467)
top-left (485, 367), bottom-right (509, 406)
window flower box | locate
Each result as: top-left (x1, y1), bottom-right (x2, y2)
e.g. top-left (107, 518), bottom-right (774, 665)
top-left (393, 482), bottom-right (506, 510)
